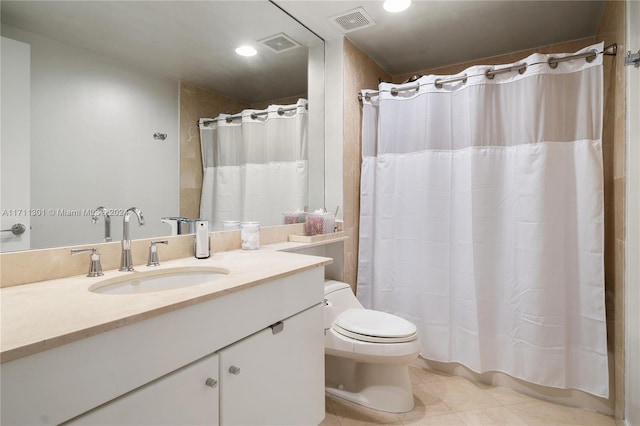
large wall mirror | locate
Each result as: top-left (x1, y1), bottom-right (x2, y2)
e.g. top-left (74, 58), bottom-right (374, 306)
top-left (0, 1), bottom-right (325, 253)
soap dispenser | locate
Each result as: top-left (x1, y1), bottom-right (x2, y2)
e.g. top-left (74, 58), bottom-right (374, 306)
top-left (195, 219), bottom-right (210, 259)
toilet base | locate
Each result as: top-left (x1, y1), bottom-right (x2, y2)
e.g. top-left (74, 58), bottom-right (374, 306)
top-left (325, 354), bottom-right (415, 413)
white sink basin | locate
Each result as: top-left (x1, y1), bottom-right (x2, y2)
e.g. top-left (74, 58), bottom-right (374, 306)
top-left (89, 267), bottom-right (229, 295)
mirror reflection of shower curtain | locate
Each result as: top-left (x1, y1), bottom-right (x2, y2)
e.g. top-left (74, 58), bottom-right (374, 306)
top-left (199, 99), bottom-right (308, 229)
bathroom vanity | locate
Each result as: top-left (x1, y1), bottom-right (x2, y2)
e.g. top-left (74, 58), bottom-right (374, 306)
top-left (0, 249), bottom-right (330, 425)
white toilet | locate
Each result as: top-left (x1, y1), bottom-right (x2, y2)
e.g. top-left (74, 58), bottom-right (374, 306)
top-left (323, 280), bottom-right (420, 413)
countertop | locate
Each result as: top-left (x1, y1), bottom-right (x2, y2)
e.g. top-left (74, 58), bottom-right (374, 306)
top-left (0, 248), bottom-right (332, 363)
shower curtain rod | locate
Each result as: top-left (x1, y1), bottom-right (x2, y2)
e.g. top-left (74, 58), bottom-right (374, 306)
top-left (199, 103), bottom-right (308, 126)
top-left (358, 43), bottom-right (618, 102)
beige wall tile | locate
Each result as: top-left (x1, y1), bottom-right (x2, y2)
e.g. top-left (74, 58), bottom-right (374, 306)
top-left (180, 188), bottom-right (202, 221)
top-left (615, 178), bottom-right (626, 240)
top-left (614, 112), bottom-right (627, 179)
top-left (342, 38), bottom-right (392, 290)
top-left (1, 233), bottom-right (194, 287)
top-left (260, 223), bottom-right (305, 245)
top-left (614, 237), bottom-right (626, 417)
top-left (596, 0), bottom-right (626, 419)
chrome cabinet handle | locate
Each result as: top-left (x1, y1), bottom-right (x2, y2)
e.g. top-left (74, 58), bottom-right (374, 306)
top-left (1, 223), bottom-right (26, 236)
top-left (205, 378), bottom-right (217, 388)
top-left (270, 321), bottom-right (284, 335)
top-left (229, 366), bottom-right (241, 375)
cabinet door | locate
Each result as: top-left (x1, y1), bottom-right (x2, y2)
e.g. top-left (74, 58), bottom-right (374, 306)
top-left (70, 353), bottom-right (219, 426)
top-left (219, 304), bottom-right (324, 426)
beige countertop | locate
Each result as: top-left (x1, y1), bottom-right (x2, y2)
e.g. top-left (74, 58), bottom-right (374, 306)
top-left (0, 249), bottom-right (331, 364)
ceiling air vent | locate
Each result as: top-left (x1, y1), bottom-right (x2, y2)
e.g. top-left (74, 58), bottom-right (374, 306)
top-left (330, 7), bottom-right (376, 33)
top-left (258, 33), bottom-right (300, 53)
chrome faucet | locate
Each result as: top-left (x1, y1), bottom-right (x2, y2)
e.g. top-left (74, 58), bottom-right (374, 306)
top-left (119, 207), bottom-right (145, 271)
top-left (71, 247), bottom-right (104, 277)
top-left (147, 240), bottom-right (169, 267)
top-left (92, 206), bottom-right (112, 242)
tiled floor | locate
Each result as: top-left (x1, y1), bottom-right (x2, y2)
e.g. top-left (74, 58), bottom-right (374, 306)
top-left (321, 365), bottom-right (617, 426)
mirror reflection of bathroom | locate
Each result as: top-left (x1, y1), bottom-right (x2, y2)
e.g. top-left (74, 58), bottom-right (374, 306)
top-left (0, 1), bottom-right (325, 251)
top-left (198, 99), bottom-right (310, 231)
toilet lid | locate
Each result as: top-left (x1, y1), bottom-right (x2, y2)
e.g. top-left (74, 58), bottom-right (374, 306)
top-left (332, 309), bottom-right (418, 343)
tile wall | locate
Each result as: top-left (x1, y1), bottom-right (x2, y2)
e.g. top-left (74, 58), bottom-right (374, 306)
top-left (342, 39), bottom-right (391, 291)
top-left (596, 0), bottom-right (627, 419)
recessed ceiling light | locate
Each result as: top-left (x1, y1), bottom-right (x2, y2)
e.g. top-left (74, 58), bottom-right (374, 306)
top-left (383, 0), bottom-right (411, 13)
top-left (235, 45), bottom-right (257, 57)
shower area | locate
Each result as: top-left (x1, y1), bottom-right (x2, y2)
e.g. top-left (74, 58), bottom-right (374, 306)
top-left (341, 1), bottom-right (627, 416)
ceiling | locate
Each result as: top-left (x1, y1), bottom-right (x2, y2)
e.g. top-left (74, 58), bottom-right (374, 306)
top-left (275, 0), bottom-right (607, 76)
top-left (0, 1), bottom-right (607, 101)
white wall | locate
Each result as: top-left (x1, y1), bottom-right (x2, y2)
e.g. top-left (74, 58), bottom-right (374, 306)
top-left (0, 37), bottom-right (31, 252)
top-left (625, 1), bottom-right (640, 424)
top-left (1, 25), bottom-right (180, 249)
top-left (308, 42), bottom-right (325, 212)
top-left (324, 37), bottom-right (344, 220)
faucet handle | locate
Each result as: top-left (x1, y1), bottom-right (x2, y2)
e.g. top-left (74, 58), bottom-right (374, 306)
top-left (71, 247), bottom-right (104, 277)
top-left (147, 240), bottom-right (169, 267)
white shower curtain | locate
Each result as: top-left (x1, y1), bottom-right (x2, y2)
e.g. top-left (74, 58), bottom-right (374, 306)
top-left (357, 43), bottom-right (609, 397)
top-left (199, 99), bottom-right (308, 229)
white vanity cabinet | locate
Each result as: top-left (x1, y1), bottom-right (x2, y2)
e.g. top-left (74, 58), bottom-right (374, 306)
top-left (219, 304), bottom-right (324, 425)
top-left (1, 265), bottom-right (325, 426)
top-left (69, 354), bottom-right (220, 426)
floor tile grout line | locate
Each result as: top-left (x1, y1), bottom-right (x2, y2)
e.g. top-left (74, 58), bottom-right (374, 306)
top-left (452, 411), bottom-right (472, 426)
top-left (502, 404), bottom-right (537, 426)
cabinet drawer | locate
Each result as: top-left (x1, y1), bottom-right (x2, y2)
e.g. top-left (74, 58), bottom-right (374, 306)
top-left (69, 354), bottom-right (219, 426)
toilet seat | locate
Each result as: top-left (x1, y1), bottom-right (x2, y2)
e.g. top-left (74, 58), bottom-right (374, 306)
top-left (332, 309), bottom-right (418, 343)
